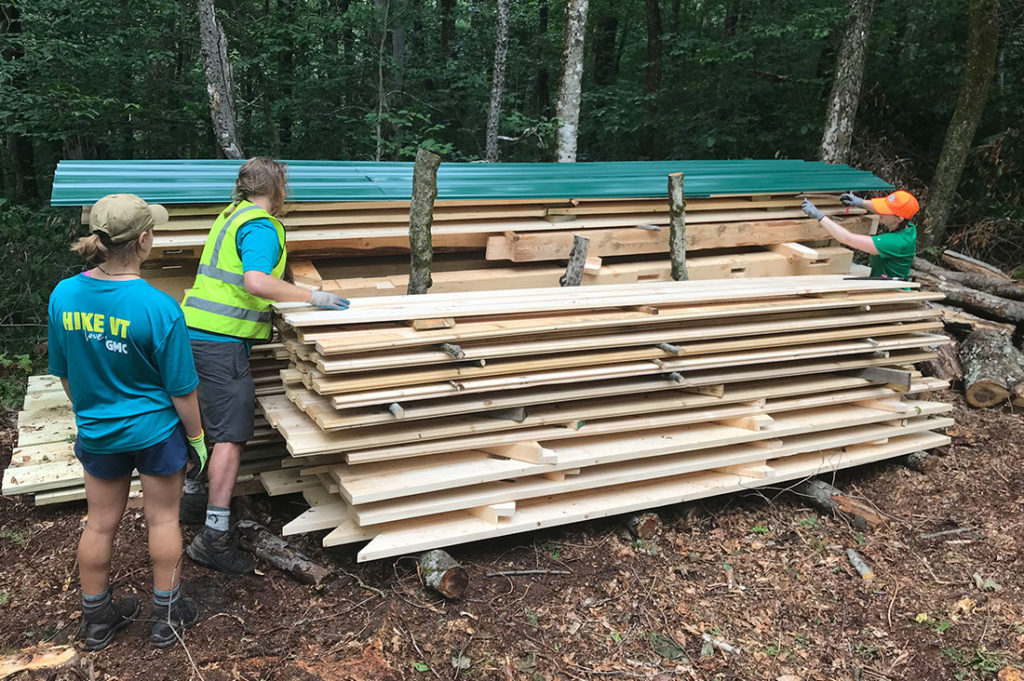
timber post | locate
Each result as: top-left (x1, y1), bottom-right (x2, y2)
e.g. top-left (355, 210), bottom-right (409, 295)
top-left (560, 234), bottom-right (590, 286)
top-left (668, 172), bottom-right (688, 281)
top-left (407, 147), bottom-right (441, 295)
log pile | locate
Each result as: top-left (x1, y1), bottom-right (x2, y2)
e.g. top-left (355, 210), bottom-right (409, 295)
top-left (255, 276), bottom-right (952, 561)
top-left (912, 251), bottom-right (1024, 408)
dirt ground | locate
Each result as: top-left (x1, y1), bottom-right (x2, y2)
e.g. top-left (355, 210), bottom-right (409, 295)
top-left (1, 388), bottom-right (1022, 681)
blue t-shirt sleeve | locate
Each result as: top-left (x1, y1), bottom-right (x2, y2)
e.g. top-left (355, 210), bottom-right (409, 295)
top-left (153, 314), bottom-right (200, 396)
top-left (46, 290), bottom-right (68, 378)
top-left (237, 219), bottom-right (282, 274)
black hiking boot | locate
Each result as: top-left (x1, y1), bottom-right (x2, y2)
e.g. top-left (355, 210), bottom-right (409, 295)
top-left (79, 593), bottom-right (141, 651)
top-left (178, 491), bottom-right (208, 525)
top-left (150, 595), bottom-right (200, 649)
top-left (186, 526), bottom-right (255, 575)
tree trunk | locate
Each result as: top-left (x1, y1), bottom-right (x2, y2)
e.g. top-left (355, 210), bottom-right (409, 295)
top-left (819, 0), bottom-right (874, 164)
top-left (197, 0), bottom-right (244, 159)
top-left (930, 303), bottom-right (1015, 336)
top-left (592, 16), bottom-right (618, 86)
top-left (392, 0), bottom-right (407, 96)
top-left (536, 1), bottom-right (551, 114)
top-left (942, 249), bottom-right (1009, 279)
top-left (920, 0), bottom-right (1000, 248)
top-left (914, 258), bottom-right (1024, 301)
top-left (639, 0), bottom-right (663, 158)
top-left (960, 328), bottom-right (1024, 407)
top-left (485, 0), bottom-right (511, 162)
top-left (374, 0), bottom-right (390, 161)
top-left (419, 549), bottom-right (468, 598)
top-left (912, 270), bottom-right (1024, 323)
top-left (407, 148), bottom-right (440, 295)
top-left (440, 0), bottom-right (457, 57)
top-left (554, 0), bottom-right (589, 162)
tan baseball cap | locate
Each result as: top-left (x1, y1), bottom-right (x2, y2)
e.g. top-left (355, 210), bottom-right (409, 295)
top-left (89, 194), bottom-right (169, 243)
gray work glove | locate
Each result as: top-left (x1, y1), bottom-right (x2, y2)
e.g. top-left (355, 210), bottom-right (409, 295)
top-left (309, 290), bottom-right (350, 310)
top-left (840, 192), bottom-right (866, 208)
top-left (801, 198), bottom-right (825, 221)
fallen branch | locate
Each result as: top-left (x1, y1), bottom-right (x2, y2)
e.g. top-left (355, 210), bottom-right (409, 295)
top-left (793, 479), bottom-right (885, 530)
top-left (485, 569), bottom-right (571, 577)
top-left (236, 520), bottom-right (332, 585)
top-left (912, 269), bottom-right (1024, 323)
top-left (419, 549), bottom-right (469, 599)
top-left (847, 548), bottom-right (875, 580)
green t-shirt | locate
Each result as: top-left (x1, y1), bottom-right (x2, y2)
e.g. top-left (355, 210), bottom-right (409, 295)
top-left (869, 223), bottom-right (917, 278)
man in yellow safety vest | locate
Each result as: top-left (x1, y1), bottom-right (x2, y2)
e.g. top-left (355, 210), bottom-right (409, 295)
top-left (180, 157), bottom-right (348, 574)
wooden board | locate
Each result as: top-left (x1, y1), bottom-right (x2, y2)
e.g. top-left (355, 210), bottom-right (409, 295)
top-left (484, 217), bottom-right (874, 262)
top-left (307, 291), bottom-right (943, 355)
top-left (350, 414), bottom-right (953, 524)
top-left (341, 432), bottom-right (950, 560)
top-left (279, 276), bottom-right (922, 328)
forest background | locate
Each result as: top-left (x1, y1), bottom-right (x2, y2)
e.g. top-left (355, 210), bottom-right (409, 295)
top-left (0, 0), bottom-right (1022, 406)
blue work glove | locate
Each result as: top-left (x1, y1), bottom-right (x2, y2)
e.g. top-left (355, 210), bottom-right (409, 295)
top-left (801, 199), bottom-right (825, 221)
top-left (309, 290), bottom-right (350, 310)
top-left (186, 430), bottom-right (209, 474)
top-left (840, 192), bottom-right (866, 208)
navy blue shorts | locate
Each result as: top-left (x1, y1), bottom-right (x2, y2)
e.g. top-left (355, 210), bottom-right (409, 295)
top-left (75, 423), bottom-right (188, 479)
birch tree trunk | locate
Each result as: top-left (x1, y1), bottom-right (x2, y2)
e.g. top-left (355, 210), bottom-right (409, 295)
top-left (485, 0), bottom-right (511, 161)
top-left (920, 0), bottom-right (1000, 249)
top-left (197, 0), bottom-right (244, 159)
top-left (819, 0), bottom-right (874, 164)
top-left (555, 0), bottom-right (589, 162)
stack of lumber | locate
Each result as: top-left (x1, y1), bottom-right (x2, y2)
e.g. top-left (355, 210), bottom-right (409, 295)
top-left (127, 195), bottom-right (876, 298)
top-left (256, 276), bottom-right (953, 561)
top-left (53, 159), bottom-right (893, 297)
top-left (3, 345), bottom-right (288, 505)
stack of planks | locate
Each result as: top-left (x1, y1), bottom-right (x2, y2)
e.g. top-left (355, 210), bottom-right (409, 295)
top-left (3, 346), bottom-right (289, 505)
top-left (257, 276), bottom-right (953, 561)
top-left (117, 194), bottom-right (877, 300)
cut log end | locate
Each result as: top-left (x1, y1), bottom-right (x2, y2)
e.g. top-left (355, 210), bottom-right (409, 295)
top-left (627, 511), bottom-right (662, 539)
top-left (965, 380), bottom-right (1010, 408)
top-left (419, 549), bottom-right (469, 599)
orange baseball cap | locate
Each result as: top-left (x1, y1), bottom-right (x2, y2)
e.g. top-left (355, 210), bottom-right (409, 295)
top-left (870, 190), bottom-right (919, 220)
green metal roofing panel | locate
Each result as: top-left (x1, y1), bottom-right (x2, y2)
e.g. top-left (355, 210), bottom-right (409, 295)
top-left (50, 159), bottom-right (893, 206)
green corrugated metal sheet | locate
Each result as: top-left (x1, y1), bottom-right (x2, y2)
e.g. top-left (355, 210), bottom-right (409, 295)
top-left (50, 159), bottom-right (893, 206)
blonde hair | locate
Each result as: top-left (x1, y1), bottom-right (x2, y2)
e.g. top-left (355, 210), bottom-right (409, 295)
top-left (228, 157), bottom-right (288, 218)
top-left (71, 231), bottom-right (148, 266)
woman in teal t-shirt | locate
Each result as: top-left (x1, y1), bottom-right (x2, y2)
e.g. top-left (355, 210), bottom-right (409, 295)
top-left (47, 194), bottom-right (208, 650)
top-left (801, 190), bottom-right (920, 278)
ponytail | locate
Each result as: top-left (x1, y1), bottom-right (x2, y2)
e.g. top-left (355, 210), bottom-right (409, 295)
top-left (71, 230), bottom-right (146, 266)
top-left (71, 233), bottom-right (111, 265)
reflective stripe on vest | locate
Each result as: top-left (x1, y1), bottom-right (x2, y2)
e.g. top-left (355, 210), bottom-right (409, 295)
top-left (183, 296), bottom-right (272, 323)
top-left (194, 205), bottom-right (263, 287)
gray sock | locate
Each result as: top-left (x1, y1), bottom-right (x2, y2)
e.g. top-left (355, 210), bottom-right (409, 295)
top-left (204, 505), bottom-right (230, 532)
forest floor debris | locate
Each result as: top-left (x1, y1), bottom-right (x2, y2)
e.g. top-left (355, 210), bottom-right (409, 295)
top-left (1, 389), bottom-right (1022, 680)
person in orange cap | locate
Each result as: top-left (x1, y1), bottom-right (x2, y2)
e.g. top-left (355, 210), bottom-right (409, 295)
top-left (801, 190), bottom-right (919, 278)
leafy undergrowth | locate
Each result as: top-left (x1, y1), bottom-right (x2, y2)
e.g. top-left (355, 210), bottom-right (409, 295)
top-left (1, 390), bottom-right (1022, 680)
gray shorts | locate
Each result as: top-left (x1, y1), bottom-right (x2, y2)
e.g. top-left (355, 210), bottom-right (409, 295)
top-left (191, 339), bottom-right (255, 444)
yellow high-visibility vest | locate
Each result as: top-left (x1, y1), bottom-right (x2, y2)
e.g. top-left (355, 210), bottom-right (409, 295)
top-left (182, 200), bottom-right (287, 340)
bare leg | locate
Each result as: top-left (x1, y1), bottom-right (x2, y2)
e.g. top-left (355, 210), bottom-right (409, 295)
top-left (140, 468), bottom-right (186, 592)
top-left (79, 472), bottom-right (131, 595)
top-left (206, 441), bottom-right (243, 508)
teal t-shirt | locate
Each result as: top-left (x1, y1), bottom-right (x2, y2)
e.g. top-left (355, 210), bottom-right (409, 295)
top-left (869, 223), bottom-right (917, 278)
top-left (47, 274), bottom-right (199, 454)
top-left (187, 217), bottom-right (283, 346)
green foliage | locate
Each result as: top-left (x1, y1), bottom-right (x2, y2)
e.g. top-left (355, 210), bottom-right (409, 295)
top-left (0, 528), bottom-right (30, 548)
